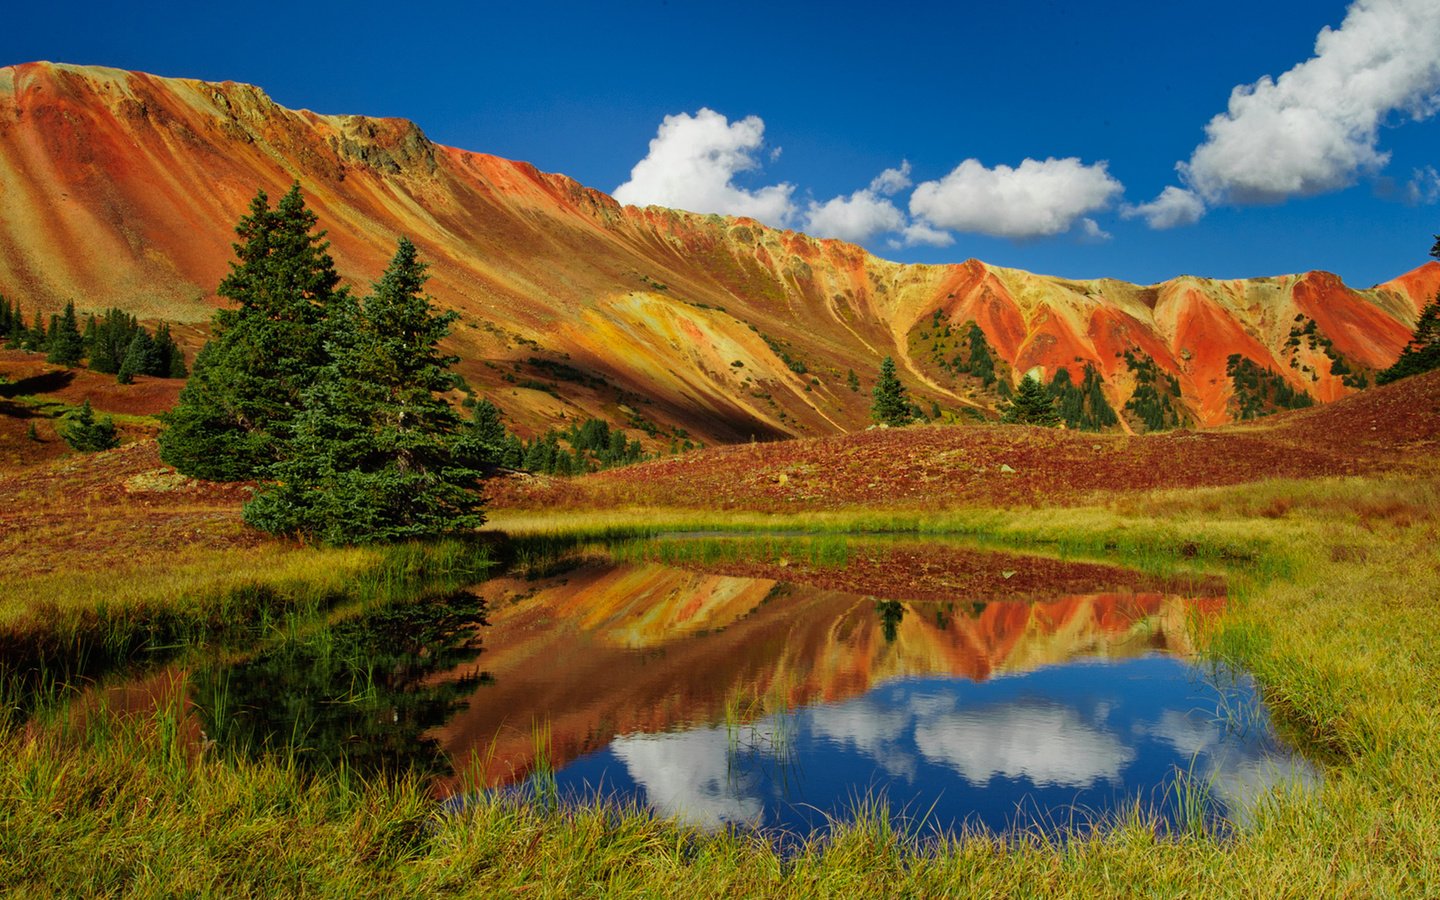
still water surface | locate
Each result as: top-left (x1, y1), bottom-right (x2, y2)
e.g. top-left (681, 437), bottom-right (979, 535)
top-left (179, 545), bottom-right (1317, 837)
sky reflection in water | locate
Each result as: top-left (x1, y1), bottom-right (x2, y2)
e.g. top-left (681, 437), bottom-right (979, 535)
top-left (436, 555), bottom-right (1317, 837)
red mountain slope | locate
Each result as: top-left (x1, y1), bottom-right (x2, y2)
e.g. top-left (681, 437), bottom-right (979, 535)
top-left (0, 62), bottom-right (1431, 444)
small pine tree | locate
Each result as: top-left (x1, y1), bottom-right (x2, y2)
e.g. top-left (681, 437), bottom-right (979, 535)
top-left (1002, 373), bottom-right (1062, 427)
top-left (27, 307), bottom-right (46, 352)
top-left (1377, 234), bottom-right (1440, 385)
top-left (870, 357), bottom-right (911, 427)
top-left (152, 323), bottom-right (188, 377)
top-left (459, 397), bottom-right (509, 471)
top-left (847, 368), bottom-right (860, 392)
top-left (117, 329), bottom-right (159, 384)
top-left (1377, 295), bottom-right (1440, 385)
top-left (4, 303), bottom-right (21, 347)
top-left (61, 399), bottom-right (120, 452)
top-left (46, 301), bottom-right (85, 366)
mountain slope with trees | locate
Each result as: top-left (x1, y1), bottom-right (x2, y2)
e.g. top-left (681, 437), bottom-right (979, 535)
top-left (0, 62), bottom-right (1433, 446)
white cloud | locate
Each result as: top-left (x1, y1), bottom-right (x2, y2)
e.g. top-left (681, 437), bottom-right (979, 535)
top-left (869, 161), bottom-right (913, 196)
top-left (613, 108), bottom-right (796, 228)
top-left (610, 727), bottom-right (765, 829)
top-left (894, 222), bottom-right (955, 248)
top-left (1406, 165), bottom-right (1440, 204)
top-left (1122, 186), bottom-right (1208, 230)
top-left (1079, 218), bottom-right (1112, 242)
top-left (1177, 0), bottom-right (1440, 206)
top-left (804, 190), bottom-right (905, 243)
top-left (908, 158), bottom-right (1124, 239)
top-left (803, 162), bottom-right (915, 243)
top-left (913, 701), bottom-right (1134, 788)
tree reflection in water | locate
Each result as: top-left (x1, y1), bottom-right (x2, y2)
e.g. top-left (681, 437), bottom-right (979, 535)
top-left (192, 591), bottom-right (489, 778)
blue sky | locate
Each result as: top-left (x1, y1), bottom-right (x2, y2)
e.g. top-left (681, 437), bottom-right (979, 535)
top-left (4, 0), bottom-right (1438, 285)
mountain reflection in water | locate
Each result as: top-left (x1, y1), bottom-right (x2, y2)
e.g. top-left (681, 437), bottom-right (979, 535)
top-left (421, 558), bottom-right (1313, 835)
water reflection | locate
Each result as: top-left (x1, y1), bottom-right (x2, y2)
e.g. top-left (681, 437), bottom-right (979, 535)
top-left (553, 660), bottom-right (1316, 835)
top-left (166, 549), bottom-right (1316, 837)
top-left (190, 591), bottom-right (489, 777)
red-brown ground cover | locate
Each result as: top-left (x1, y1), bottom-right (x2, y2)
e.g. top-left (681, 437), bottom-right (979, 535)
top-left (492, 370), bottom-right (1440, 512)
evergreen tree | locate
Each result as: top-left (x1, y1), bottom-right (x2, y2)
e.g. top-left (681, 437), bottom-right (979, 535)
top-left (1002, 373), bottom-right (1062, 427)
top-left (152, 323), bottom-right (189, 378)
top-left (1377, 234), bottom-right (1440, 385)
top-left (160, 184), bottom-right (344, 481)
top-left (45, 301), bottom-right (84, 366)
top-left (88, 309), bottom-right (138, 374)
top-left (117, 329), bottom-right (159, 384)
top-left (2, 300), bottom-right (17, 347)
top-left (461, 398), bottom-right (509, 468)
top-left (870, 356), bottom-right (911, 426)
top-left (27, 307), bottom-right (45, 352)
top-left (61, 399), bottom-right (120, 452)
top-left (242, 237), bottom-right (484, 544)
top-left (1377, 296), bottom-right (1440, 385)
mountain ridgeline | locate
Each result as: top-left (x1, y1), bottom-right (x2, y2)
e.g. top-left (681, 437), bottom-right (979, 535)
top-left (1, 62), bottom-right (1436, 445)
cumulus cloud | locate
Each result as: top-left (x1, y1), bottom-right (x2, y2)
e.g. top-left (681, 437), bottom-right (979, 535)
top-left (1406, 165), bottom-right (1440, 204)
top-left (908, 158), bottom-right (1124, 239)
top-left (1079, 218), bottom-right (1112, 243)
top-left (613, 108), bottom-right (796, 228)
top-left (803, 162), bottom-right (915, 243)
top-left (1177, 0), bottom-right (1440, 207)
top-left (869, 161), bottom-right (913, 196)
top-left (913, 701), bottom-right (1134, 788)
top-left (611, 728), bottom-right (765, 828)
top-left (894, 222), bottom-right (955, 248)
top-left (1122, 186), bottom-right (1208, 229)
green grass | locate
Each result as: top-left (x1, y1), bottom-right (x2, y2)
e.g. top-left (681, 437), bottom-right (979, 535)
top-left (3, 472), bottom-right (1439, 895)
top-left (0, 539), bottom-right (495, 714)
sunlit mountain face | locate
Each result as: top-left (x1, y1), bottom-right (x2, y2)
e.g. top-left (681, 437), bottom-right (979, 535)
top-left (1, 62), bottom-right (1432, 446)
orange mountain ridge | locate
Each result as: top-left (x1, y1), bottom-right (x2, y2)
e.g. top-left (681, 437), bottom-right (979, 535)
top-left (1, 62), bottom-right (1432, 443)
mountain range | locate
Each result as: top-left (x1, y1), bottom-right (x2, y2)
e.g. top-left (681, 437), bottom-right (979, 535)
top-left (2, 61), bottom-right (1435, 444)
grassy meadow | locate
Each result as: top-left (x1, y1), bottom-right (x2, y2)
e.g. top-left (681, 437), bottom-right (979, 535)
top-left (2, 461), bottom-right (1438, 896)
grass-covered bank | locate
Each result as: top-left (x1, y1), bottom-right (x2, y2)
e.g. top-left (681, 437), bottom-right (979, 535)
top-left (2, 473), bottom-right (1438, 895)
top-left (0, 539), bottom-right (496, 713)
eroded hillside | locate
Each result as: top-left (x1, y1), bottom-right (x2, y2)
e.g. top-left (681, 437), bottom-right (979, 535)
top-left (1, 62), bottom-right (1433, 444)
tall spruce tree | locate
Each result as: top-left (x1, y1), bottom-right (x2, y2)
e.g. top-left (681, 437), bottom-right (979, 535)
top-left (45, 301), bottom-right (84, 366)
top-left (160, 184), bottom-right (344, 480)
top-left (243, 237), bottom-right (485, 544)
top-left (1002, 373), bottom-right (1062, 426)
top-left (152, 323), bottom-right (188, 378)
top-left (27, 307), bottom-right (45, 352)
top-left (870, 356), bottom-right (912, 427)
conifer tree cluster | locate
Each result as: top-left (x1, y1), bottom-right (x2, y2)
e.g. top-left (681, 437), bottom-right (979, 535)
top-left (0, 295), bottom-right (187, 380)
top-left (161, 184), bottom-right (488, 545)
top-left (1048, 364), bottom-right (1119, 431)
top-left (1001, 373), bottom-right (1062, 427)
top-left (1225, 354), bottom-right (1313, 420)
top-left (1122, 350), bottom-right (1189, 431)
